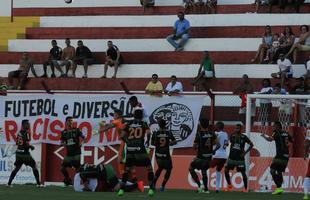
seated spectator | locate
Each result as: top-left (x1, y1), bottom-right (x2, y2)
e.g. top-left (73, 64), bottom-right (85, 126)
top-left (166, 12), bottom-right (190, 52)
top-left (292, 0), bottom-right (305, 13)
top-left (206, 0), bottom-right (217, 14)
top-left (42, 40), bottom-right (64, 78)
top-left (272, 83), bottom-right (286, 94)
top-left (193, 51), bottom-right (215, 90)
top-left (102, 41), bottom-right (123, 79)
top-left (58, 38), bottom-right (75, 77)
top-left (255, 0), bottom-right (273, 13)
top-left (145, 74), bottom-right (163, 95)
top-left (194, 0), bottom-right (205, 13)
top-left (264, 33), bottom-right (280, 63)
top-left (74, 40), bottom-right (94, 78)
top-left (183, 0), bottom-right (194, 14)
top-left (273, 26), bottom-right (295, 62)
top-left (285, 25), bottom-right (310, 63)
top-left (251, 25), bottom-right (273, 64)
top-left (164, 75), bottom-right (183, 96)
top-left (302, 57), bottom-right (310, 79)
top-left (140, 0), bottom-right (155, 12)
top-left (291, 77), bottom-right (308, 94)
top-left (271, 53), bottom-right (293, 88)
top-left (8, 52), bottom-right (38, 90)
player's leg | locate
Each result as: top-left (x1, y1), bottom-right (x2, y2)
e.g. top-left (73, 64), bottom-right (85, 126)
top-left (189, 159), bottom-right (202, 190)
top-left (61, 156), bottom-right (72, 186)
top-left (28, 156), bottom-right (41, 185)
top-left (161, 168), bottom-right (172, 191)
top-left (270, 159), bottom-right (287, 194)
top-left (211, 158), bottom-right (226, 193)
top-left (118, 154), bottom-right (134, 196)
top-left (201, 169), bottom-right (209, 193)
top-left (153, 167), bottom-right (163, 189)
top-left (8, 161), bottom-right (22, 186)
top-left (237, 160), bottom-right (248, 192)
top-left (224, 160), bottom-right (233, 191)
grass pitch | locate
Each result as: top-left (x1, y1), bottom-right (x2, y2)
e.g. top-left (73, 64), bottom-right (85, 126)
top-left (0, 185), bottom-right (303, 200)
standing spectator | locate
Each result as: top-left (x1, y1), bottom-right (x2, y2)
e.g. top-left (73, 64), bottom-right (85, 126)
top-left (285, 25), bottom-right (310, 63)
top-left (273, 26), bottom-right (295, 62)
top-left (8, 52), bottom-right (38, 90)
top-left (140, 0), bottom-right (155, 12)
top-left (257, 79), bottom-right (273, 125)
top-left (193, 51), bottom-right (215, 90)
top-left (166, 12), bottom-right (190, 52)
top-left (164, 75), bottom-right (183, 96)
top-left (264, 33), bottom-right (280, 63)
top-left (73, 40), bottom-right (94, 78)
top-left (233, 74), bottom-right (254, 125)
top-left (145, 74), bottom-right (163, 95)
top-left (251, 25), bottom-right (273, 64)
top-left (271, 53), bottom-right (293, 88)
top-left (58, 38), bottom-right (75, 77)
top-left (42, 40), bottom-right (64, 78)
top-left (206, 0), bottom-right (217, 14)
top-left (102, 41), bottom-right (123, 79)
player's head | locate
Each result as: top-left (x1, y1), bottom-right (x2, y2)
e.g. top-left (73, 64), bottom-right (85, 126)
top-left (133, 109), bottom-right (143, 120)
top-left (158, 119), bottom-right (166, 129)
top-left (273, 121), bottom-right (282, 131)
top-left (65, 116), bottom-right (74, 128)
top-left (113, 109), bottom-right (122, 119)
top-left (262, 78), bottom-right (271, 87)
top-left (21, 119), bottom-right (30, 130)
top-left (107, 40), bottom-right (113, 48)
top-left (51, 39), bottom-right (57, 47)
top-left (215, 121), bottom-right (224, 131)
top-left (235, 124), bottom-right (242, 134)
top-left (77, 40), bottom-right (83, 48)
top-left (199, 118), bottom-right (209, 129)
top-left (129, 96), bottom-right (138, 107)
top-left (204, 50), bottom-right (209, 58)
top-left (22, 52), bottom-right (29, 59)
top-left (65, 38), bottom-right (71, 46)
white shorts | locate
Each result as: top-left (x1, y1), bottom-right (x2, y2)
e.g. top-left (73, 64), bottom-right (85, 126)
top-left (239, 104), bottom-right (256, 116)
top-left (57, 60), bottom-right (73, 66)
top-left (204, 71), bottom-right (214, 78)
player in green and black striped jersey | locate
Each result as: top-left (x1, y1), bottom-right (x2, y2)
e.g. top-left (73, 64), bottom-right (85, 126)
top-left (7, 120), bottom-right (41, 187)
top-left (60, 116), bottom-right (85, 186)
top-left (151, 119), bottom-right (177, 192)
top-left (261, 121), bottom-right (293, 195)
top-left (189, 118), bottom-right (217, 193)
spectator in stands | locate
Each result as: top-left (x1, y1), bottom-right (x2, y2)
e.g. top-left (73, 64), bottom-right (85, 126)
top-left (233, 74), bottom-right (254, 125)
top-left (42, 40), bottom-right (64, 78)
top-left (0, 77), bottom-right (8, 92)
top-left (291, 77), bottom-right (308, 94)
top-left (292, 0), bottom-right (305, 13)
top-left (102, 41), bottom-right (123, 79)
top-left (8, 52), bottom-right (38, 90)
top-left (271, 53), bottom-right (293, 88)
top-left (58, 38), bottom-right (75, 77)
top-left (264, 33), bottom-right (280, 63)
top-left (273, 26), bottom-right (295, 62)
top-left (145, 74), bottom-right (163, 95)
top-left (166, 12), bottom-right (190, 52)
top-left (183, 0), bottom-right (194, 14)
top-left (194, 0), bottom-right (205, 13)
top-left (164, 75), bottom-right (183, 96)
top-left (251, 25), bottom-right (273, 64)
top-left (193, 51), bottom-right (215, 90)
top-left (257, 79), bottom-right (273, 125)
top-left (255, 0), bottom-right (273, 13)
top-left (140, 0), bottom-right (155, 12)
top-left (272, 83), bottom-right (287, 94)
top-left (206, 0), bottom-right (217, 14)
top-left (285, 25), bottom-right (310, 63)
top-left (302, 57), bottom-right (310, 79)
top-left (74, 40), bottom-right (94, 78)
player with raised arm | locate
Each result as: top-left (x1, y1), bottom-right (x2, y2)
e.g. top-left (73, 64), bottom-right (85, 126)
top-left (304, 129), bottom-right (310, 200)
top-left (151, 119), bottom-right (177, 192)
top-left (210, 121), bottom-right (229, 193)
top-left (60, 116), bottom-right (85, 186)
top-left (7, 120), bottom-right (41, 187)
top-left (117, 109), bottom-right (155, 197)
top-left (261, 121), bottom-right (293, 195)
top-left (224, 124), bottom-right (253, 192)
top-left (189, 118), bottom-right (217, 193)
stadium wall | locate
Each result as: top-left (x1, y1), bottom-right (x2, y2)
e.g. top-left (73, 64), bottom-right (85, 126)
top-left (0, 0), bottom-right (11, 17)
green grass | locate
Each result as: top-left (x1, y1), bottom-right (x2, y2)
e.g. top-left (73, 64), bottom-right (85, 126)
top-left (0, 185), bottom-right (303, 200)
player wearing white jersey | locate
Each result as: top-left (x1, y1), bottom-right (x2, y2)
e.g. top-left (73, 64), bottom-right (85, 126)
top-left (304, 129), bottom-right (310, 200)
top-left (210, 121), bottom-right (229, 193)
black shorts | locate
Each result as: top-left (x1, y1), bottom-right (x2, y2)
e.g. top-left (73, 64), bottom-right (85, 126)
top-left (156, 157), bottom-right (173, 170)
top-left (14, 153), bottom-right (36, 168)
top-left (62, 155), bottom-right (81, 169)
top-left (126, 153), bottom-right (151, 167)
top-left (75, 58), bottom-right (94, 65)
top-left (226, 159), bottom-right (246, 172)
top-left (270, 158), bottom-right (289, 172)
top-left (9, 70), bottom-right (27, 78)
top-left (190, 157), bottom-right (212, 170)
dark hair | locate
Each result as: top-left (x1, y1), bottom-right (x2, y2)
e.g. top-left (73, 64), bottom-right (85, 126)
top-left (129, 96), bottom-right (138, 102)
top-left (264, 25), bottom-right (272, 36)
top-left (283, 26), bottom-right (294, 36)
top-left (66, 116), bottom-right (73, 122)
top-left (152, 74), bottom-right (158, 78)
top-left (178, 11), bottom-right (185, 15)
top-left (300, 25), bottom-right (309, 32)
top-left (274, 121), bottom-right (282, 129)
top-left (262, 78), bottom-right (271, 87)
top-left (171, 75), bottom-right (177, 79)
top-left (158, 119), bottom-right (166, 129)
top-left (65, 38), bottom-right (70, 41)
top-left (114, 109), bottom-right (122, 116)
top-left (107, 40), bottom-right (112, 43)
top-left (51, 39), bottom-right (57, 43)
top-left (215, 121), bottom-right (224, 130)
top-left (21, 119), bottom-right (29, 126)
top-left (199, 118), bottom-right (209, 129)
top-left (77, 40), bottom-right (83, 44)
top-left (236, 123), bottom-right (242, 128)
top-left (133, 109), bottom-right (143, 120)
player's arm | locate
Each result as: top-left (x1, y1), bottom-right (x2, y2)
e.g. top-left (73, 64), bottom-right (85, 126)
top-left (60, 132), bottom-right (66, 146)
top-left (213, 137), bottom-right (221, 154)
top-left (118, 126), bottom-right (128, 143)
top-left (305, 139), bottom-right (310, 159)
top-left (145, 128), bottom-right (151, 147)
top-left (150, 132), bottom-right (155, 146)
top-left (261, 133), bottom-right (274, 142)
top-left (193, 133), bottom-right (199, 149)
top-left (170, 133), bottom-right (177, 146)
top-left (100, 122), bottom-right (116, 132)
top-left (244, 137), bottom-right (254, 156)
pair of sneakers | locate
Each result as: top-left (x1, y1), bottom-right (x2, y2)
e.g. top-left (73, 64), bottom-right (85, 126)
top-left (197, 186), bottom-right (210, 194)
top-left (117, 188), bottom-right (155, 197)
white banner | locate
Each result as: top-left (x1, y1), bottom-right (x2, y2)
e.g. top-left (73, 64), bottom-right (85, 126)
top-left (0, 94), bottom-right (204, 148)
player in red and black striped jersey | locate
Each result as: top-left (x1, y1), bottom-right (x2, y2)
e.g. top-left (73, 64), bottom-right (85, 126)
top-left (189, 118), bottom-right (217, 193)
top-left (151, 119), bottom-right (177, 192)
top-left (7, 120), bottom-right (41, 187)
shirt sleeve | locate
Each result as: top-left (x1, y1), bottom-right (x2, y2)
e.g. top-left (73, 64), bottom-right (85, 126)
top-left (185, 20), bottom-right (190, 29)
top-left (174, 21), bottom-right (178, 30)
top-left (145, 82), bottom-right (151, 90)
top-left (78, 129), bottom-right (85, 139)
top-left (157, 82), bottom-right (163, 91)
top-left (165, 82), bottom-right (171, 91)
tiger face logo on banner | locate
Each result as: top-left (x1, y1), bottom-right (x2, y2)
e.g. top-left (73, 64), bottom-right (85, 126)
top-left (149, 103), bottom-right (194, 142)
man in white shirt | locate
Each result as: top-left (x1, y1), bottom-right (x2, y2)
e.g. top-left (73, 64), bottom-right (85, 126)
top-left (164, 75), bottom-right (183, 96)
top-left (271, 53), bottom-right (293, 88)
top-left (210, 121), bottom-right (228, 193)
